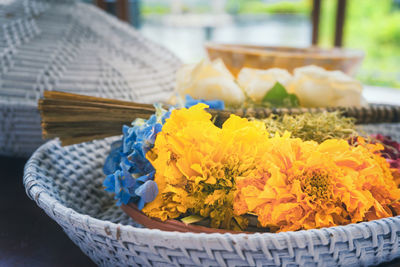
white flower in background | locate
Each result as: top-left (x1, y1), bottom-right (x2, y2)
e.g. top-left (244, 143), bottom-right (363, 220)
top-left (288, 65), bottom-right (363, 108)
top-left (237, 68), bottom-right (293, 102)
top-left (175, 59), bottom-right (245, 106)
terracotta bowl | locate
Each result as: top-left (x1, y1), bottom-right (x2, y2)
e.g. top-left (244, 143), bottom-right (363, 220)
top-left (205, 43), bottom-right (364, 77)
top-left (121, 203), bottom-right (265, 234)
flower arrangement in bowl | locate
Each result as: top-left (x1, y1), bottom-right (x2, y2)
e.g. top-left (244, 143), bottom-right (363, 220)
top-left (97, 58), bottom-right (400, 234)
top-left (37, 58), bottom-right (400, 235)
top-left (103, 101), bottom-right (400, 234)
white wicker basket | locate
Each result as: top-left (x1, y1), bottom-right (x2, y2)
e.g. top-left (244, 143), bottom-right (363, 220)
top-left (0, 0), bottom-right (181, 157)
top-left (23, 123), bottom-right (400, 267)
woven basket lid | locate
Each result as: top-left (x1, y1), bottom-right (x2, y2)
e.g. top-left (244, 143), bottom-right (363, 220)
top-left (0, 0), bottom-right (181, 157)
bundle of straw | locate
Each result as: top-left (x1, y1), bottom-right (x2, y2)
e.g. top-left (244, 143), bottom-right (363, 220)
top-left (39, 91), bottom-right (400, 146)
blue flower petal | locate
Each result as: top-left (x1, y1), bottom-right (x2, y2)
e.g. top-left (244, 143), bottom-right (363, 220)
top-left (137, 198), bottom-right (145, 210)
top-left (147, 114), bottom-right (157, 125)
top-left (203, 99), bottom-right (225, 110)
top-left (154, 123), bottom-right (162, 135)
top-left (125, 175), bottom-right (136, 188)
top-left (116, 190), bottom-right (132, 206)
top-left (114, 171), bottom-right (122, 194)
top-left (136, 170), bottom-right (155, 184)
top-left (135, 180), bottom-right (159, 209)
top-left (184, 95), bottom-right (225, 110)
top-left (103, 174), bottom-right (116, 192)
top-left (103, 140), bottom-right (123, 175)
top-left (162, 111), bottom-right (171, 124)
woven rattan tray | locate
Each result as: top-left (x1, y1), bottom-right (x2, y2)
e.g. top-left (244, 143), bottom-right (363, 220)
top-left (24, 120), bottom-right (400, 266)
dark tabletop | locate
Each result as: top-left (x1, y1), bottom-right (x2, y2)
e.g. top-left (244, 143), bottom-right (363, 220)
top-left (1, 155), bottom-right (400, 267)
top-left (0, 156), bottom-right (95, 267)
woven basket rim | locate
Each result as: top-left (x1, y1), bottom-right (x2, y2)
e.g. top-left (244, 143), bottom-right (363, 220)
top-left (204, 42), bottom-right (365, 60)
top-left (24, 138), bottom-right (400, 244)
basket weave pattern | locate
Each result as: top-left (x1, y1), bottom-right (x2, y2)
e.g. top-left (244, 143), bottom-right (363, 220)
top-left (23, 123), bottom-right (400, 266)
top-left (0, 0), bottom-right (181, 157)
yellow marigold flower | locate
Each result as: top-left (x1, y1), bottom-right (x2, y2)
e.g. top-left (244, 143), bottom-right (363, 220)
top-left (142, 104), bottom-right (268, 229)
top-left (234, 134), bottom-right (400, 232)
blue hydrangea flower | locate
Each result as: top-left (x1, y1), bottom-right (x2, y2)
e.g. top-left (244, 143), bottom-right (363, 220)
top-left (103, 97), bottom-right (224, 208)
top-left (103, 105), bottom-right (170, 207)
top-left (184, 95), bottom-right (225, 110)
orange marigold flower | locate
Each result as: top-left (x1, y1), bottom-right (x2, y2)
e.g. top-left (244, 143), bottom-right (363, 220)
top-left (234, 134), bottom-right (400, 232)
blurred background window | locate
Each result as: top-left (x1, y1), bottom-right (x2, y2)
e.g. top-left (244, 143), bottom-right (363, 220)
top-left (89, 0), bottom-right (400, 88)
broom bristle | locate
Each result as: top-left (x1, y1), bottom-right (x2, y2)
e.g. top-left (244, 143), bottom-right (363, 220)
top-left (39, 91), bottom-right (400, 146)
top-left (39, 91), bottom-right (159, 145)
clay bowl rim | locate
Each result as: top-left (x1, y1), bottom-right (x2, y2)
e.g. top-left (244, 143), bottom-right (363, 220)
top-left (121, 203), bottom-right (256, 234)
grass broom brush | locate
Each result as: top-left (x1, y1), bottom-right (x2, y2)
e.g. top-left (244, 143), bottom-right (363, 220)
top-left (39, 91), bottom-right (400, 146)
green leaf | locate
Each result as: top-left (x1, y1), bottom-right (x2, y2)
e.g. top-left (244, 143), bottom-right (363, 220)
top-left (180, 215), bottom-right (205, 225)
top-left (261, 82), bottom-right (299, 107)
